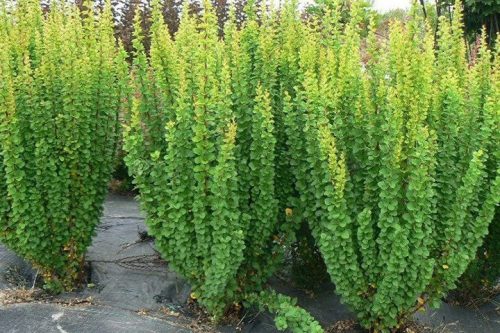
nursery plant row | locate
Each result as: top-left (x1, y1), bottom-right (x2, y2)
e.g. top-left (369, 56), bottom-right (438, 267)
top-left (0, 1), bottom-right (498, 333)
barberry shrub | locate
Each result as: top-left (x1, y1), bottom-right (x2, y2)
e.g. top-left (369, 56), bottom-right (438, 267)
top-left (124, 1), bottom-right (322, 332)
top-left (455, 210), bottom-right (499, 305)
top-left (0, 0), bottom-right (128, 292)
top-left (454, 35), bottom-right (500, 304)
top-left (285, 1), bottom-right (499, 332)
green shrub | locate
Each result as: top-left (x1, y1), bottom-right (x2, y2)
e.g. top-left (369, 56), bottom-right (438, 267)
top-left (455, 209), bottom-right (499, 305)
top-left (284, 1), bottom-right (499, 332)
top-left (124, 1), bottom-right (322, 331)
top-left (0, 0), bottom-right (127, 292)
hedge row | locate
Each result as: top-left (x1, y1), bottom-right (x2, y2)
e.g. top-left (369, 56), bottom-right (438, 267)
top-left (0, 1), bottom-right (498, 332)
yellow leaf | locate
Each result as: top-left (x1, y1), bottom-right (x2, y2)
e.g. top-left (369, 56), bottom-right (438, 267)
top-left (285, 208), bottom-right (293, 217)
top-left (417, 297), bottom-right (425, 305)
top-left (442, 264), bottom-right (449, 270)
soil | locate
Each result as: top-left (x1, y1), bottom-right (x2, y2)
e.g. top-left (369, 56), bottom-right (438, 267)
top-left (1, 194), bottom-right (499, 333)
top-left (445, 285), bottom-right (500, 308)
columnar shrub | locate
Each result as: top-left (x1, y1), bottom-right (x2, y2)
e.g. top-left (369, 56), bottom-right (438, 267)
top-left (455, 33), bottom-right (500, 303)
top-left (0, 0), bottom-right (128, 292)
top-left (124, 1), bottom-right (321, 331)
top-left (286, 1), bottom-right (499, 331)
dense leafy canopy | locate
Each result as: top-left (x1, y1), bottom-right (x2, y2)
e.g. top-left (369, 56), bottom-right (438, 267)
top-left (287, 1), bottom-right (499, 331)
top-left (0, 1), bottom-right (497, 332)
top-left (0, 0), bottom-right (127, 292)
top-left (125, 0), bottom-right (499, 331)
top-left (436, 0), bottom-right (499, 43)
top-left (124, 0), bottom-right (322, 331)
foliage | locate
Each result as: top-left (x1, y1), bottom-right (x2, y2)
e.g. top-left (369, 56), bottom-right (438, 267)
top-left (284, 0), bottom-right (499, 331)
top-left (247, 290), bottom-right (323, 333)
top-left (431, 0), bottom-right (499, 44)
top-left (462, 0), bottom-right (499, 44)
top-left (0, 0), bottom-right (127, 292)
top-left (124, 0), bottom-right (320, 331)
top-left (303, 0), bottom-right (376, 36)
top-left (2, 0), bottom-right (491, 331)
top-left (455, 37), bottom-right (500, 301)
top-left (126, 1), bottom-right (498, 331)
top-left (111, 0), bottom-right (251, 59)
top-left (455, 209), bottom-right (500, 304)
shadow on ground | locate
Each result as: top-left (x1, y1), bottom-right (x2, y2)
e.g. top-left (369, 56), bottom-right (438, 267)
top-left (1, 194), bottom-right (499, 333)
